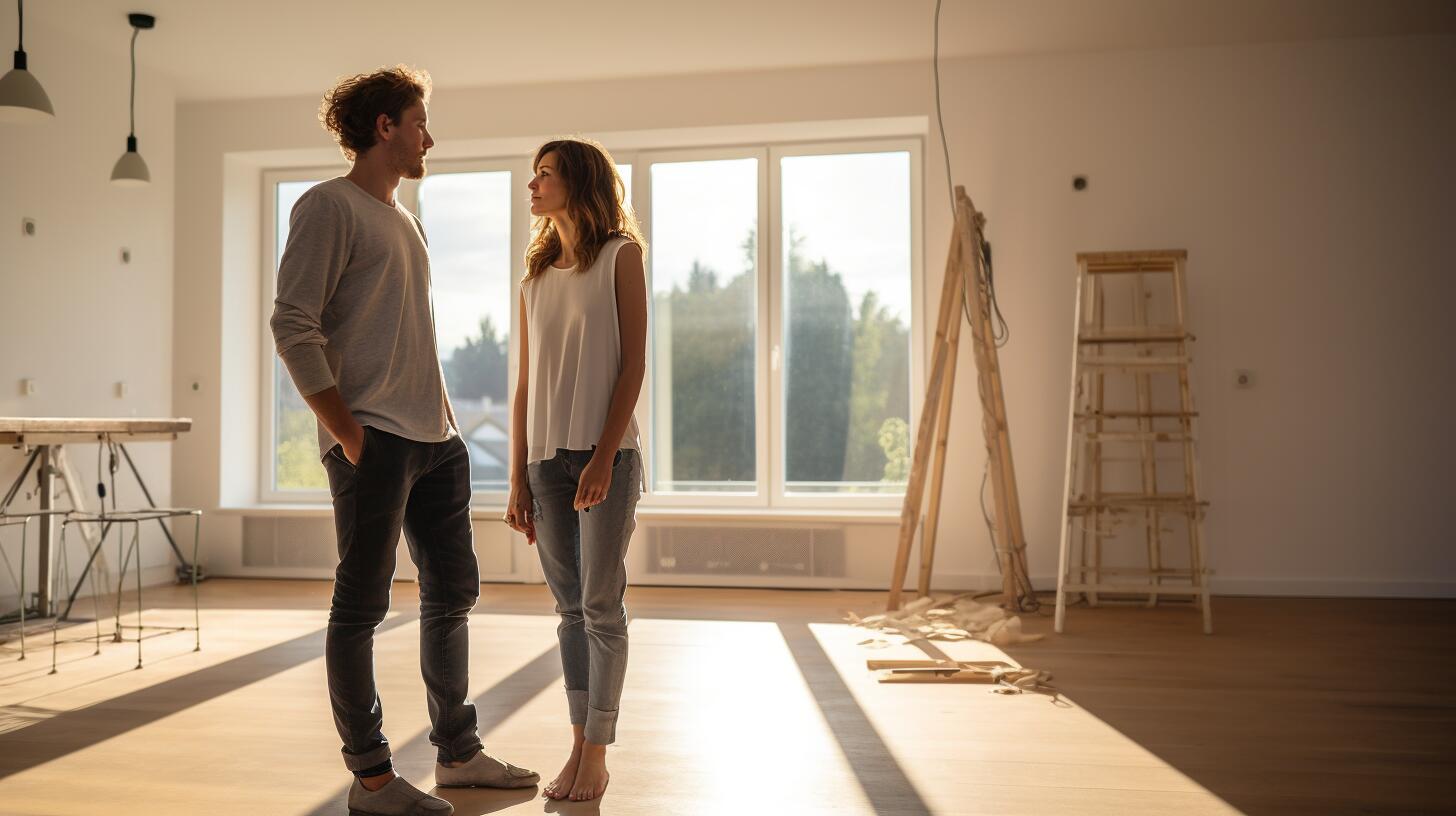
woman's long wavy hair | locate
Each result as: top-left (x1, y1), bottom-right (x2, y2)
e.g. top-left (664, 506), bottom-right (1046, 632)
top-left (523, 137), bottom-right (645, 283)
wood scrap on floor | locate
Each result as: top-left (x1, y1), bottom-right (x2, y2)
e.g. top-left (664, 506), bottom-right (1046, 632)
top-left (847, 593), bottom-right (1045, 647)
top-left (848, 594), bottom-right (1060, 699)
top-left (871, 659), bottom-right (1048, 690)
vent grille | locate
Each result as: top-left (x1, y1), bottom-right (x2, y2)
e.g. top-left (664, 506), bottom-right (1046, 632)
top-left (646, 525), bottom-right (845, 577)
top-left (242, 517), bottom-right (514, 575)
top-left (242, 517), bottom-right (338, 568)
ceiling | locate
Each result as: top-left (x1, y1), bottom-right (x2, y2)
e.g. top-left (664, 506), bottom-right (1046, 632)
top-left (21, 0), bottom-right (1456, 101)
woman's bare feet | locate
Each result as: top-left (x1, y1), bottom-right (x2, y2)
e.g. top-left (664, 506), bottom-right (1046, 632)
top-left (542, 744), bottom-right (582, 801)
top-left (568, 742), bottom-right (609, 801)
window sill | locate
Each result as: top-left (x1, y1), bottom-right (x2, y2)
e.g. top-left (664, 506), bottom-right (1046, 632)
top-left (216, 503), bottom-right (901, 524)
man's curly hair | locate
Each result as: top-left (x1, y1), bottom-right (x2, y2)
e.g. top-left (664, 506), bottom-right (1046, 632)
top-left (318, 65), bottom-right (432, 161)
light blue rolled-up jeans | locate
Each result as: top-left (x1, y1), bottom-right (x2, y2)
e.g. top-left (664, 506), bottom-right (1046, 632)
top-left (527, 447), bottom-right (641, 745)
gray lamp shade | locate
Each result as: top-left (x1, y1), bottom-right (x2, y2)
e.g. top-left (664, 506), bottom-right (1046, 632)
top-left (110, 135), bottom-right (149, 186)
top-left (0, 56), bottom-right (54, 122)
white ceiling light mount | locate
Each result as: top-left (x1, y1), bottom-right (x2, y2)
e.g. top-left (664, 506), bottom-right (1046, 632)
top-left (0, 0), bottom-right (54, 122)
top-left (110, 12), bottom-right (154, 187)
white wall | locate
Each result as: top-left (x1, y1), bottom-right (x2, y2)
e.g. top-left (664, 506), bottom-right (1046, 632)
top-left (0, 18), bottom-right (178, 609)
top-left (172, 34), bottom-right (1456, 596)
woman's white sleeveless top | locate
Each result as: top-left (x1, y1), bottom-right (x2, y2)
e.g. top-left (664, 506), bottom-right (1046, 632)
top-left (523, 236), bottom-right (643, 466)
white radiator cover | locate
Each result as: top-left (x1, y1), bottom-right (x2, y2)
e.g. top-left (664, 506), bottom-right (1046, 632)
top-left (241, 516), bottom-right (516, 578)
top-left (232, 513), bottom-right (932, 589)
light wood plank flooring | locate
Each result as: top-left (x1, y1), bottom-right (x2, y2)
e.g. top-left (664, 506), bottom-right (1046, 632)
top-left (0, 580), bottom-right (1450, 815)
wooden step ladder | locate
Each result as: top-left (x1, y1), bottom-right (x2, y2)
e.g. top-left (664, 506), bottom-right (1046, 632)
top-left (1054, 250), bottom-right (1212, 633)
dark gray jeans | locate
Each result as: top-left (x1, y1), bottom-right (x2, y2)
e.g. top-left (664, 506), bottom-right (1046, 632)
top-left (527, 448), bottom-right (641, 745)
top-left (322, 426), bottom-right (483, 776)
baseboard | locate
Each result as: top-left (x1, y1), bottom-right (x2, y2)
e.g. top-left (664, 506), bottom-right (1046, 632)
top-left (1, 564), bottom-right (181, 614)
top-left (929, 572), bottom-right (1456, 599)
top-left (27, 569), bottom-right (1445, 601)
top-left (1209, 576), bottom-right (1456, 599)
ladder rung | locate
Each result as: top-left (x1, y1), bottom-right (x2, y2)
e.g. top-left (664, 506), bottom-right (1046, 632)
top-left (1068, 567), bottom-right (1203, 578)
top-left (1080, 264), bottom-right (1178, 275)
top-left (1078, 331), bottom-right (1191, 344)
top-left (1077, 249), bottom-right (1187, 267)
top-left (1068, 496), bottom-right (1208, 515)
top-left (1071, 495), bottom-right (1205, 507)
top-left (1082, 455), bottom-right (1190, 463)
top-left (1079, 356), bottom-right (1189, 368)
top-left (1068, 507), bottom-right (1202, 517)
top-left (1074, 493), bottom-right (1203, 502)
top-left (1071, 568), bottom-right (1205, 579)
top-left (1076, 411), bottom-right (1199, 419)
top-left (1078, 431), bottom-right (1194, 442)
top-left (1060, 583), bottom-right (1207, 596)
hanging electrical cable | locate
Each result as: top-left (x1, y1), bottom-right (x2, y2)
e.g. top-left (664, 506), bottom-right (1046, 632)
top-left (931, 0), bottom-right (1036, 612)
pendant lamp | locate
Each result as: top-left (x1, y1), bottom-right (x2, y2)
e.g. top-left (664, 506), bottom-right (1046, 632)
top-left (0, 0), bottom-right (54, 122)
top-left (110, 12), bottom-right (154, 186)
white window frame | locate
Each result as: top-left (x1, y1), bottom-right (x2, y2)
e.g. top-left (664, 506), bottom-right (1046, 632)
top-left (258, 134), bottom-right (923, 512)
top-left (767, 138), bottom-right (924, 510)
top-left (635, 145), bottom-right (772, 508)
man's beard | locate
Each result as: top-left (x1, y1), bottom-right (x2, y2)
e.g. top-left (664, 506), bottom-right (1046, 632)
top-left (394, 146), bottom-right (426, 179)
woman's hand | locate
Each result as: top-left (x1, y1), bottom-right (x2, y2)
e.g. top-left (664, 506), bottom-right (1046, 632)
top-left (574, 451), bottom-right (614, 511)
top-left (505, 481), bottom-right (536, 544)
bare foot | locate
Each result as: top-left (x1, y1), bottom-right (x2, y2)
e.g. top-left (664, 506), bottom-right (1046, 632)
top-left (543, 746), bottom-right (582, 800)
top-left (568, 743), bottom-right (609, 801)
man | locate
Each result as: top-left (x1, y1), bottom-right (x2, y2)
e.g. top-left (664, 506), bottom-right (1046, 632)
top-left (271, 65), bottom-right (539, 816)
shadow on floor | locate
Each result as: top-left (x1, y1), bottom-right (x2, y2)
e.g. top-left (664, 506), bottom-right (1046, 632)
top-left (0, 612), bottom-right (419, 779)
top-left (778, 621), bottom-right (931, 816)
top-left (1007, 597), bottom-right (1456, 816)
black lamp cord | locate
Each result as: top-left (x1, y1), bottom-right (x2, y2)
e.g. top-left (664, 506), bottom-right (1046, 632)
top-left (14, 0), bottom-right (25, 65)
top-left (128, 25), bottom-right (138, 139)
top-left (97, 439), bottom-right (118, 514)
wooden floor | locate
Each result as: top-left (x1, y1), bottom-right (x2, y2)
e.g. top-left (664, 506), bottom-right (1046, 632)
top-left (0, 579), bottom-right (1451, 815)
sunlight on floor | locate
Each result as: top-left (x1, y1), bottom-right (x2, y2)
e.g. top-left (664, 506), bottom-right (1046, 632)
top-left (0, 605), bottom-right (1243, 815)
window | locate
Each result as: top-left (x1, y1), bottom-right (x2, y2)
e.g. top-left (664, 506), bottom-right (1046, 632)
top-left (261, 165), bottom-right (516, 498)
top-left (416, 170), bottom-right (514, 492)
top-left (647, 155), bottom-right (761, 494)
top-left (262, 137), bottom-right (920, 508)
top-left (778, 150), bottom-right (913, 495)
top-left (640, 142), bottom-right (919, 506)
top-left (269, 177), bottom-right (328, 493)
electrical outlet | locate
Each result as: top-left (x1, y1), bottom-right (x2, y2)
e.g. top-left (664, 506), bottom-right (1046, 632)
top-left (116, 381), bottom-right (129, 398)
top-left (22, 217), bottom-right (36, 237)
top-left (20, 378), bottom-right (36, 396)
top-left (1234, 369), bottom-right (1255, 389)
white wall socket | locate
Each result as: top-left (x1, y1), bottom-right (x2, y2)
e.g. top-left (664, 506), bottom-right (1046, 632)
top-left (20, 378), bottom-right (36, 396)
top-left (116, 381), bottom-right (129, 398)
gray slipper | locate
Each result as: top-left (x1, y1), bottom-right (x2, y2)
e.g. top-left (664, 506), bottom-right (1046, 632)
top-left (347, 776), bottom-right (453, 816)
top-left (435, 751), bottom-right (540, 788)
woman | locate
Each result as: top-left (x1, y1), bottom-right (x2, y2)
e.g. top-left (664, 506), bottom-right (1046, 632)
top-left (504, 137), bottom-right (647, 802)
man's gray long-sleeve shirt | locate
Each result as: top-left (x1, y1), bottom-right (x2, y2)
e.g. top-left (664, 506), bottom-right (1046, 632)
top-left (270, 177), bottom-right (456, 458)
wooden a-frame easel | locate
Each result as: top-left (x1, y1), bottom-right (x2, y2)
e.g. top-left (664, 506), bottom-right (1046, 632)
top-left (886, 187), bottom-right (1035, 612)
